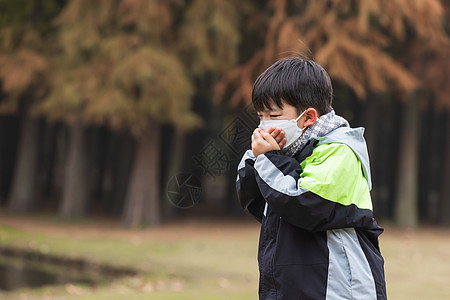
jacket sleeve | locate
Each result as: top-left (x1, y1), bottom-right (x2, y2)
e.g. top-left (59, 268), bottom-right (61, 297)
top-left (236, 150), bottom-right (266, 222)
top-left (253, 145), bottom-right (375, 232)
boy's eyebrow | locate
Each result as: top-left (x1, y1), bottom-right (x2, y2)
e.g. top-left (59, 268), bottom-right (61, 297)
top-left (259, 107), bottom-right (282, 113)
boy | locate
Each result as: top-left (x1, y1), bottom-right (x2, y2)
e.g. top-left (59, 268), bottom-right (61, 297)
top-left (236, 57), bottom-right (387, 300)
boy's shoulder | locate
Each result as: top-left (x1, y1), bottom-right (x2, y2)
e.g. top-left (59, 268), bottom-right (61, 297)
top-left (315, 126), bottom-right (365, 146)
top-left (314, 126), bottom-right (372, 190)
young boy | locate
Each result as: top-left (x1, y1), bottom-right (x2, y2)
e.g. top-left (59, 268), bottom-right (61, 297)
top-left (236, 57), bottom-right (387, 300)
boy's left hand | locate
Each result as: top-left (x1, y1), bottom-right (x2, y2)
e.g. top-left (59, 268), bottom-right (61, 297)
top-left (251, 128), bottom-right (281, 157)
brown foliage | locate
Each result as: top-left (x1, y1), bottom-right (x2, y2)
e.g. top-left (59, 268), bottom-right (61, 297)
top-left (216, 0), bottom-right (449, 107)
top-left (0, 48), bottom-right (48, 113)
top-left (31, 0), bottom-right (240, 134)
top-left (35, 0), bottom-right (200, 135)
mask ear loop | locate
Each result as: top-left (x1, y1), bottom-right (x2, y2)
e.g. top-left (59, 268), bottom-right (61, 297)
top-left (295, 110), bottom-right (307, 131)
top-left (295, 110), bottom-right (306, 122)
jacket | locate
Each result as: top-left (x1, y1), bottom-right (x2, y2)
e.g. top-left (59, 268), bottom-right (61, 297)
top-left (236, 127), bottom-right (387, 300)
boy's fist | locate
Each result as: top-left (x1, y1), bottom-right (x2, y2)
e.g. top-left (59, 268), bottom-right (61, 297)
top-left (266, 127), bottom-right (287, 149)
top-left (251, 128), bottom-right (286, 157)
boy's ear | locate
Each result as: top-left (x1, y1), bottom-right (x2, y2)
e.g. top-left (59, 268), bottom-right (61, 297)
top-left (303, 108), bottom-right (318, 127)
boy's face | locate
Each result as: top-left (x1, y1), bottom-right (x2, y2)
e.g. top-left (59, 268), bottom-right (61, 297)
top-left (252, 101), bottom-right (318, 155)
top-left (257, 101), bottom-right (305, 129)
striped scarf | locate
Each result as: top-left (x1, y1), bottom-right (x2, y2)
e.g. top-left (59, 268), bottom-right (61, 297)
top-left (283, 110), bottom-right (349, 157)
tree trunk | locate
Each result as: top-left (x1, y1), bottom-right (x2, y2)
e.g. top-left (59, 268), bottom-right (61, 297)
top-left (439, 113), bottom-right (450, 226)
top-left (420, 107), bottom-right (443, 222)
top-left (162, 127), bottom-right (186, 219)
top-left (59, 119), bottom-right (89, 217)
top-left (362, 94), bottom-right (389, 217)
top-left (7, 117), bottom-right (39, 212)
top-left (122, 121), bottom-right (161, 227)
top-left (110, 133), bottom-right (135, 215)
top-left (394, 95), bottom-right (419, 227)
top-left (0, 116), bottom-right (20, 205)
top-left (43, 123), bottom-right (58, 198)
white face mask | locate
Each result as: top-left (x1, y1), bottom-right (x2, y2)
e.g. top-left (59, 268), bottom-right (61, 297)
top-left (258, 110), bottom-right (307, 149)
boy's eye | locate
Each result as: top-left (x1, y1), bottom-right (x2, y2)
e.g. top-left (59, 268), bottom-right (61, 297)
top-left (270, 115), bottom-right (280, 118)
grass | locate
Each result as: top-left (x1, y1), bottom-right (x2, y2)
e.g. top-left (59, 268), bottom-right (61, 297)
top-left (381, 227), bottom-right (450, 300)
top-left (0, 216), bottom-right (259, 300)
top-left (1, 215), bottom-right (450, 299)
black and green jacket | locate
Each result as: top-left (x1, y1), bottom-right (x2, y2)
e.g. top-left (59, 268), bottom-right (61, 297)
top-left (237, 127), bottom-right (387, 300)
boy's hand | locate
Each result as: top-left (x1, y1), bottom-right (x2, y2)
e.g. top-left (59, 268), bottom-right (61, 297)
top-left (266, 127), bottom-right (286, 149)
top-left (252, 128), bottom-right (284, 157)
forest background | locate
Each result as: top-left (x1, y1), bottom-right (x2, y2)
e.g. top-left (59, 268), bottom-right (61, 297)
top-left (0, 0), bottom-right (449, 229)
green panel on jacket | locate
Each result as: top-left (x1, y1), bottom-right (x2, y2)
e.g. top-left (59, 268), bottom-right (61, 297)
top-left (299, 143), bottom-right (372, 210)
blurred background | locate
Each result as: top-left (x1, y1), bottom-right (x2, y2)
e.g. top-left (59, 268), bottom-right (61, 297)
top-left (1, 0), bottom-right (449, 228)
top-left (0, 0), bottom-right (449, 299)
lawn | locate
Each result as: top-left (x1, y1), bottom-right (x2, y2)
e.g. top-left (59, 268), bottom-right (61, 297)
top-left (0, 215), bottom-right (450, 299)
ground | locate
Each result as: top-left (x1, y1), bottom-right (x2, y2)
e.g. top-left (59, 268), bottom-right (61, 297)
top-left (1, 214), bottom-right (450, 299)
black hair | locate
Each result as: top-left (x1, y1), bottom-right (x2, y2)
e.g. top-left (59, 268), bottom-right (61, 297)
top-left (251, 57), bottom-right (333, 115)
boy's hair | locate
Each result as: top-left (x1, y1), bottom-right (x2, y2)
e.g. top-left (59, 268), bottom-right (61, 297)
top-left (252, 57), bottom-right (333, 116)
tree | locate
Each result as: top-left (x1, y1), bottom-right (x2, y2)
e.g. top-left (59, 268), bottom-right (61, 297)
top-left (30, 0), bottom-right (193, 222)
top-left (0, 49), bottom-right (47, 213)
top-left (33, 0), bottom-right (240, 226)
top-left (0, 0), bottom-right (63, 212)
